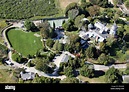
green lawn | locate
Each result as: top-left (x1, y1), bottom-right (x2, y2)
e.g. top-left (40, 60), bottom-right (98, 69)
top-left (7, 28), bottom-right (42, 57)
top-left (78, 75), bottom-right (106, 83)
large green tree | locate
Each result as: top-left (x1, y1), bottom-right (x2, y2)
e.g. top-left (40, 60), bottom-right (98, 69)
top-left (39, 21), bottom-right (56, 39)
top-left (105, 67), bottom-right (123, 83)
top-left (46, 39), bottom-right (55, 48)
top-left (65, 2), bottom-right (78, 16)
top-left (64, 67), bottom-right (75, 77)
top-left (88, 5), bottom-right (100, 17)
top-left (97, 53), bottom-right (110, 65)
top-left (80, 64), bottom-right (94, 78)
top-left (24, 20), bottom-right (36, 31)
top-left (86, 46), bottom-right (96, 58)
top-left (74, 14), bottom-right (85, 29)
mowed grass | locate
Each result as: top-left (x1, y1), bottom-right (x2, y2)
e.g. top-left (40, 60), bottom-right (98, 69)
top-left (7, 29), bottom-right (42, 57)
top-left (78, 75), bottom-right (106, 83)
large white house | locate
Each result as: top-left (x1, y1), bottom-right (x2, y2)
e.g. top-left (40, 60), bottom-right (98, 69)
top-left (79, 21), bottom-right (118, 42)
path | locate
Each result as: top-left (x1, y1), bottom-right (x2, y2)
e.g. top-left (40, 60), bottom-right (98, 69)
top-left (86, 61), bottom-right (127, 71)
top-left (1, 22), bottom-right (66, 80)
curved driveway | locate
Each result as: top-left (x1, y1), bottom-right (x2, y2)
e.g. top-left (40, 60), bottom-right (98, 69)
top-left (1, 21), bottom-right (127, 80)
top-left (2, 22), bottom-right (66, 80)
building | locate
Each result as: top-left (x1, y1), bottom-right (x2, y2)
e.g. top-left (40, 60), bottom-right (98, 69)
top-left (79, 21), bottom-right (117, 42)
top-left (20, 71), bottom-right (35, 81)
top-left (122, 75), bottom-right (129, 83)
top-left (53, 53), bottom-right (69, 68)
top-left (110, 23), bottom-right (118, 35)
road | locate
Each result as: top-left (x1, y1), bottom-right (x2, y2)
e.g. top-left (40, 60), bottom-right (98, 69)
top-left (1, 22), bottom-right (66, 80)
top-left (86, 61), bottom-right (127, 71)
top-left (1, 20), bottom-right (127, 80)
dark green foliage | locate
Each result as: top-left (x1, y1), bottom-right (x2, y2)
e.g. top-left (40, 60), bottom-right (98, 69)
top-left (86, 46), bottom-right (96, 58)
top-left (64, 66), bottom-right (75, 77)
top-left (105, 67), bottom-right (123, 83)
top-left (39, 21), bottom-right (57, 39)
top-left (65, 2), bottom-right (78, 16)
top-left (53, 40), bottom-right (64, 51)
top-left (46, 39), bottom-right (54, 48)
top-left (80, 64), bottom-right (94, 78)
top-left (0, 44), bottom-right (7, 62)
top-left (35, 58), bottom-right (53, 73)
top-left (33, 76), bottom-right (60, 83)
top-left (68, 9), bottom-right (79, 20)
top-left (74, 14), bottom-right (85, 29)
top-left (89, 0), bottom-right (109, 8)
top-left (24, 20), bottom-right (36, 31)
top-left (88, 5), bottom-right (100, 17)
top-left (62, 19), bottom-right (76, 31)
top-left (97, 53), bottom-right (110, 65)
top-left (60, 77), bottom-right (79, 83)
top-left (0, 0), bottom-right (58, 19)
top-left (125, 67), bottom-right (129, 75)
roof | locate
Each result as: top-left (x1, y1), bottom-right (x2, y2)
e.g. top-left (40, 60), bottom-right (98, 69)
top-left (95, 21), bottom-right (105, 29)
top-left (20, 72), bottom-right (35, 80)
top-left (110, 23), bottom-right (118, 31)
top-left (122, 75), bottom-right (129, 83)
top-left (5, 60), bottom-right (11, 65)
top-left (61, 54), bottom-right (69, 62)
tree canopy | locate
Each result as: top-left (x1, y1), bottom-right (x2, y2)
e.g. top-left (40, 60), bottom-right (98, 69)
top-left (80, 64), bottom-right (94, 78)
top-left (105, 67), bottom-right (123, 83)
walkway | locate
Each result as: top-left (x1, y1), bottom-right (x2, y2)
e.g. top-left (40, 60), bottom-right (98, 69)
top-left (1, 22), bottom-right (66, 80)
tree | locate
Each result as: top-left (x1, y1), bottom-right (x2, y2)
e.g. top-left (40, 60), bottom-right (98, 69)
top-left (62, 19), bottom-right (75, 31)
top-left (125, 67), bottom-right (129, 75)
top-left (97, 53), bottom-right (110, 65)
top-left (68, 9), bottom-right (79, 20)
top-left (53, 22), bottom-right (55, 29)
top-left (60, 77), bottom-right (79, 83)
top-left (46, 39), bottom-right (54, 48)
top-left (74, 14), bottom-right (85, 29)
top-left (33, 76), bottom-right (60, 83)
top-left (57, 43), bottom-right (64, 51)
top-left (24, 20), bottom-right (36, 31)
top-left (64, 67), bottom-right (75, 77)
top-left (39, 21), bottom-right (56, 39)
top-left (88, 5), bottom-right (100, 17)
top-left (105, 67), bottom-right (123, 83)
top-left (35, 59), bottom-right (53, 73)
top-left (117, 27), bottom-right (125, 38)
top-left (125, 1), bottom-right (129, 9)
top-left (53, 40), bottom-right (59, 51)
top-left (81, 0), bottom-right (86, 3)
top-left (80, 64), bottom-right (94, 78)
top-left (89, 0), bottom-right (108, 8)
top-left (65, 2), bottom-right (78, 16)
top-left (86, 46), bottom-right (96, 58)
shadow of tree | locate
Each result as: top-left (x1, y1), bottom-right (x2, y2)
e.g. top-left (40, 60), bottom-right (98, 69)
top-left (93, 70), bottom-right (105, 78)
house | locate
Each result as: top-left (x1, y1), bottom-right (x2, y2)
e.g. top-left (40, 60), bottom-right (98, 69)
top-left (110, 23), bottom-right (118, 35)
top-left (79, 21), bottom-right (118, 43)
top-left (53, 53), bottom-right (69, 68)
top-left (94, 21), bottom-right (109, 33)
top-left (122, 75), bottom-right (129, 83)
top-left (20, 71), bottom-right (35, 81)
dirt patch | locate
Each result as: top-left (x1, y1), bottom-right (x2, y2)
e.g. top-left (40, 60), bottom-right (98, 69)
top-left (59, 0), bottom-right (80, 10)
